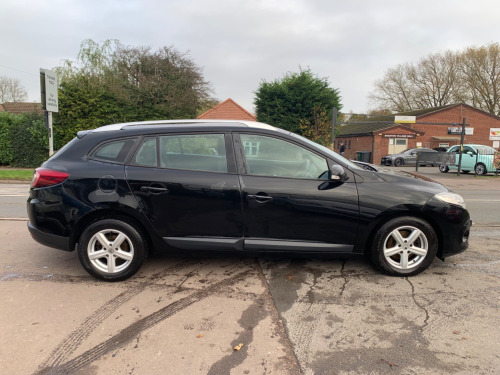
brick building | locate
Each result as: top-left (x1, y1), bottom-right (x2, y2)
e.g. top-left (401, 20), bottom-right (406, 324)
top-left (336, 104), bottom-right (500, 163)
top-left (197, 98), bottom-right (256, 121)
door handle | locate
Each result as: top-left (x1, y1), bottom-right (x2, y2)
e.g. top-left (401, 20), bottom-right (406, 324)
top-left (247, 194), bottom-right (273, 202)
top-left (140, 186), bottom-right (169, 194)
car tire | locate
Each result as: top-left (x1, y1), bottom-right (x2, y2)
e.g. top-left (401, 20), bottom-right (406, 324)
top-left (77, 219), bottom-right (148, 281)
top-left (439, 165), bottom-right (449, 173)
top-left (371, 216), bottom-right (437, 276)
top-left (394, 158), bottom-right (404, 167)
top-left (474, 163), bottom-right (487, 175)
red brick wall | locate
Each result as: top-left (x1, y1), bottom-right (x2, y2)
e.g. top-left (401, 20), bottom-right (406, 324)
top-left (411, 105), bottom-right (500, 148)
top-left (340, 105), bottom-right (500, 165)
top-left (337, 128), bottom-right (420, 164)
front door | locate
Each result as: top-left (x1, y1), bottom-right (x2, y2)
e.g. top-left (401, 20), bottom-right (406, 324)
top-left (388, 138), bottom-right (408, 154)
top-left (236, 133), bottom-right (359, 252)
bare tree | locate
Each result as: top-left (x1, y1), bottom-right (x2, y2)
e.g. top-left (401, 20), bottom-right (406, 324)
top-left (407, 51), bottom-right (461, 108)
top-left (369, 64), bottom-right (416, 112)
top-left (368, 44), bottom-right (500, 115)
top-left (458, 43), bottom-right (500, 116)
top-left (0, 76), bottom-right (28, 102)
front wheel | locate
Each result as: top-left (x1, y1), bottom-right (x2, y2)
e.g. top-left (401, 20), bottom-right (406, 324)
top-left (394, 158), bottom-right (404, 167)
top-left (474, 163), bottom-right (487, 175)
top-left (371, 217), bottom-right (437, 276)
top-left (439, 165), bottom-right (449, 173)
top-left (78, 219), bottom-right (148, 281)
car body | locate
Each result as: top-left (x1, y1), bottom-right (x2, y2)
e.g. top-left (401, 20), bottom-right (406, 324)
top-left (381, 148), bottom-right (437, 167)
top-left (438, 144), bottom-right (499, 175)
top-left (27, 120), bottom-right (470, 281)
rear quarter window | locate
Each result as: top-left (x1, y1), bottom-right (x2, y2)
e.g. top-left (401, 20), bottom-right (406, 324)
top-left (90, 138), bottom-right (137, 163)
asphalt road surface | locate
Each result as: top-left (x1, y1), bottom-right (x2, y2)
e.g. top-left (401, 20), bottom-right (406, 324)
top-left (1, 170), bottom-right (499, 374)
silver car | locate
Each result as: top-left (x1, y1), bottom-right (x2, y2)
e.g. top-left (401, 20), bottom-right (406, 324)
top-left (381, 148), bottom-right (437, 167)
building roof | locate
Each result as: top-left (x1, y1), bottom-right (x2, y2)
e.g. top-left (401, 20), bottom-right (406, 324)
top-left (0, 102), bottom-right (43, 115)
top-left (337, 122), bottom-right (420, 137)
top-left (338, 103), bottom-right (500, 137)
top-left (197, 98), bottom-right (256, 121)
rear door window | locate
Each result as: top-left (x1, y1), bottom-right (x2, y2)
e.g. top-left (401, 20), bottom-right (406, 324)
top-left (159, 134), bottom-right (227, 173)
top-left (132, 137), bottom-right (158, 167)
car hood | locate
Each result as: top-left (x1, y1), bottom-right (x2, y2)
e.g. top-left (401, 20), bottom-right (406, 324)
top-left (375, 168), bottom-right (448, 192)
top-left (352, 166), bottom-right (448, 193)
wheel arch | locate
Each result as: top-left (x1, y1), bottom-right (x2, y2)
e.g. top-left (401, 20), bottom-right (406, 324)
top-left (362, 211), bottom-right (443, 258)
top-left (70, 208), bottom-right (161, 253)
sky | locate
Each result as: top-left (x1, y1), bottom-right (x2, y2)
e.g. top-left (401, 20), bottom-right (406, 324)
top-left (1, 0), bottom-right (500, 115)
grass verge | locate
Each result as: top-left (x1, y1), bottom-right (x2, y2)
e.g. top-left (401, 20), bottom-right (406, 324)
top-left (0, 169), bottom-right (33, 181)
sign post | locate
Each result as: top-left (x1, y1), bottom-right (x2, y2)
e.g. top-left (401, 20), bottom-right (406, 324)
top-left (40, 69), bottom-right (59, 156)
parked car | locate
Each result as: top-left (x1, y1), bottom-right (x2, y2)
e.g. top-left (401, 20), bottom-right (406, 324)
top-left (439, 144), bottom-right (499, 175)
top-left (381, 148), bottom-right (437, 167)
top-left (28, 120), bottom-right (470, 281)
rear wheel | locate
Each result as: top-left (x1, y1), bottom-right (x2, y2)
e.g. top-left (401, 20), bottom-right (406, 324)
top-left (371, 217), bottom-right (437, 276)
top-left (439, 165), bottom-right (449, 173)
top-left (474, 163), bottom-right (487, 175)
top-left (77, 219), bottom-right (147, 281)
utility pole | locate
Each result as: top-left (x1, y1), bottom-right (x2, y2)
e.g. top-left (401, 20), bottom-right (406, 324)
top-left (331, 107), bottom-right (337, 150)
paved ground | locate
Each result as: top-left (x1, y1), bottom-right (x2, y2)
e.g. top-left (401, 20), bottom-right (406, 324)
top-left (0, 168), bottom-right (499, 374)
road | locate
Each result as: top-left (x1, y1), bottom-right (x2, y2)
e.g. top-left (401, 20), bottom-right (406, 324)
top-left (1, 170), bottom-right (499, 374)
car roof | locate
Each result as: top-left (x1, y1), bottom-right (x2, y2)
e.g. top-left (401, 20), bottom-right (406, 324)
top-left (92, 119), bottom-right (279, 133)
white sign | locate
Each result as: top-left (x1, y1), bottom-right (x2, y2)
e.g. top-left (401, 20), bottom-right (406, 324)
top-left (40, 68), bottom-right (59, 113)
top-left (490, 128), bottom-right (500, 140)
top-left (493, 141), bottom-right (500, 148)
top-left (448, 127), bottom-right (474, 135)
top-left (395, 116), bottom-right (416, 124)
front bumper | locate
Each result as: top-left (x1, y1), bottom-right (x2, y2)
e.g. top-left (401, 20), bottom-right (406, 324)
top-left (381, 157), bottom-right (392, 166)
top-left (422, 197), bottom-right (471, 258)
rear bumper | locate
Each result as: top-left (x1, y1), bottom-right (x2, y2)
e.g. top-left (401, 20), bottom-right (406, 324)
top-left (27, 221), bottom-right (72, 251)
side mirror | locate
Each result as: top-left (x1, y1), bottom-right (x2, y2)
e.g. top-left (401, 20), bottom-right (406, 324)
top-left (330, 165), bottom-right (349, 182)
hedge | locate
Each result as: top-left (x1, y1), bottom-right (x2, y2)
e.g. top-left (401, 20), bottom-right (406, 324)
top-left (0, 112), bottom-right (51, 168)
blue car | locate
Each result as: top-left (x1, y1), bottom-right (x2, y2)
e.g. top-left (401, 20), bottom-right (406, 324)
top-left (439, 144), bottom-right (499, 175)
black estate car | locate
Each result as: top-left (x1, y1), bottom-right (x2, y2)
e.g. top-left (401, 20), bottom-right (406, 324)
top-left (27, 120), bottom-right (471, 281)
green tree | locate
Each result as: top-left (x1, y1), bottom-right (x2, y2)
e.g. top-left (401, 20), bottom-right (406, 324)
top-left (254, 68), bottom-right (342, 140)
top-left (54, 39), bottom-right (216, 145)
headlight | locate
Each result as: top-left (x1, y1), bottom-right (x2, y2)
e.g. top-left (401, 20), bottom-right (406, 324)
top-left (434, 192), bottom-right (466, 209)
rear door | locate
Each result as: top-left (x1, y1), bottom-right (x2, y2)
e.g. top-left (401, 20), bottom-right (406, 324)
top-left (235, 132), bottom-right (359, 252)
top-left (125, 133), bottom-right (244, 250)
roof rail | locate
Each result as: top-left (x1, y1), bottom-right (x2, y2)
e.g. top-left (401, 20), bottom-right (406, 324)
top-left (92, 119), bottom-right (278, 132)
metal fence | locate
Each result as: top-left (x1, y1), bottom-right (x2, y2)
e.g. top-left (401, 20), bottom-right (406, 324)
top-left (416, 150), bottom-right (500, 176)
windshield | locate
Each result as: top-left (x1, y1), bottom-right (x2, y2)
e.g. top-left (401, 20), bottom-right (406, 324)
top-left (289, 133), bottom-right (363, 170)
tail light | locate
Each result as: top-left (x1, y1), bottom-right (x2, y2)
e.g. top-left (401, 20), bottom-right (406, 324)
top-left (31, 168), bottom-right (70, 188)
